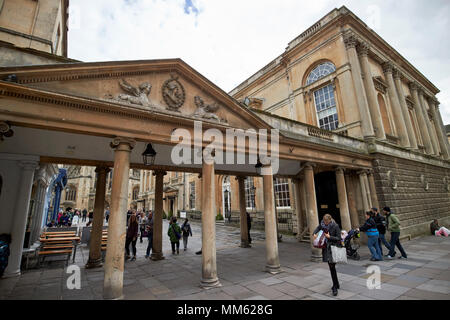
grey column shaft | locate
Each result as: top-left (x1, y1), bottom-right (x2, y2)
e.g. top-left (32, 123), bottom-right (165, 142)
top-left (394, 73), bottom-right (418, 149)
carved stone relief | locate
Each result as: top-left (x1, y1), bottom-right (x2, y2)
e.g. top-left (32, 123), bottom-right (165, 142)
top-left (162, 74), bottom-right (185, 112)
top-left (387, 170), bottom-right (398, 190)
top-left (420, 174), bottom-right (429, 191)
top-left (192, 96), bottom-right (227, 123)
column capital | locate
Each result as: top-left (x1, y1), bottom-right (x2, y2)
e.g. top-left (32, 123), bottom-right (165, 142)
top-left (303, 162), bottom-right (317, 170)
top-left (343, 32), bottom-right (358, 50)
top-left (408, 81), bottom-right (419, 92)
top-left (110, 137), bottom-right (136, 150)
top-left (393, 68), bottom-right (403, 80)
top-left (95, 166), bottom-right (111, 174)
top-left (334, 166), bottom-right (346, 174)
top-left (18, 160), bottom-right (39, 171)
top-left (357, 169), bottom-right (368, 176)
top-left (235, 176), bottom-right (246, 182)
top-left (153, 170), bottom-right (167, 177)
top-left (382, 61), bottom-right (393, 74)
top-left (356, 41), bottom-right (370, 57)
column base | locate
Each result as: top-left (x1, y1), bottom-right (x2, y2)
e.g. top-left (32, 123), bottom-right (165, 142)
top-left (265, 264), bottom-right (282, 275)
top-left (311, 254), bottom-right (323, 262)
top-left (85, 258), bottom-right (103, 269)
top-left (200, 277), bottom-right (222, 289)
top-left (240, 241), bottom-right (251, 248)
top-left (150, 252), bottom-right (165, 261)
top-left (2, 270), bottom-right (21, 278)
top-left (103, 293), bottom-right (124, 300)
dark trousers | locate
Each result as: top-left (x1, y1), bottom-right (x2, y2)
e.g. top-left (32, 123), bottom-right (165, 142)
top-left (378, 233), bottom-right (391, 256)
top-left (328, 262), bottom-right (339, 288)
top-left (146, 233), bottom-right (153, 256)
top-left (125, 237), bottom-right (137, 257)
top-left (388, 232), bottom-right (407, 258)
top-left (82, 215), bottom-right (86, 222)
top-left (140, 228), bottom-right (145, 242)
top-left (248, 228), bottom-right (252, 244)
top-left (171, 241), bottom-right (180, 253)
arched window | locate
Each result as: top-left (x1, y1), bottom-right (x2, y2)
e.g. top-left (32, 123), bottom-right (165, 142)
top-left (377, 93), bottom-right (392, 135)
top-left (306, 62), bottom-right (336, 85)
top-left (65, 186), bottom-right (76, 201)
top-left (132, 187), bottom-right (139, 200)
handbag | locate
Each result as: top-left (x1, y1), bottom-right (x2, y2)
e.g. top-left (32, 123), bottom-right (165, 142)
top-left (313, 230), bottom-right (327, 249)
top-left (331, 245), bottom-right (347, 264)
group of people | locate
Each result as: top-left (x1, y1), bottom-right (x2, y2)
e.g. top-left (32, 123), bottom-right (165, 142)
top-left (47, 208), bottom-right (95, 228)
top-left (313, 206), bottom-right (409, 297)
top-left (124, 209), bottom-right (194, 261)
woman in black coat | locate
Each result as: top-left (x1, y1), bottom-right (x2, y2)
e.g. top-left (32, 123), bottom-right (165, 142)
top-left (313, 214), bottom-right (342, 296)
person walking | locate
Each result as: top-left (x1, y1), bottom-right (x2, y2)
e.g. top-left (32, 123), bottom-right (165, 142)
top-left (372, 207), bottom-right (391, 256)
top-left (384, 207), bottom-right (407, 259)
top-left (82, 209), bottom-right (87, 223)
top-left (86, 210), bottom-right (94, 227)
top-left (138, 211), bottom-right (148, 243)
top-left (125, 214), bottom-right (139, 261)
top-left (181, 218), bottom-right (193, 251)
top-left (313, 214), bottom-right (341, 296)
top-left (168, 216), bottom-right (181, 255)
top-left (246, 212), bottom-right (252, 244)
top-left (145, 211), bottom-right (154, 259)
top-left (358, 211), bottom-right (382, 261)
top-left (105, 208), bottom-right (110, 224)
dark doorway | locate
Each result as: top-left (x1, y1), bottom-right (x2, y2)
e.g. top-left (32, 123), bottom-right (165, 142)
top-left (314, 171), bottom-right (341, 228)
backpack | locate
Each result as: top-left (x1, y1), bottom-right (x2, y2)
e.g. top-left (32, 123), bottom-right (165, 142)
top-left (182, 223), bottom-right (189, 234)
top-left (172, 224), bottom-right (181, 240)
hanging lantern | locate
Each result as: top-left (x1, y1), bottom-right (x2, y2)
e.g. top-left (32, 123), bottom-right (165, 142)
top-left (142, 143), bottom-right (157, 166)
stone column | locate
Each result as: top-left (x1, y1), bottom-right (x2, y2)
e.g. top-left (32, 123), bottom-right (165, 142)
top-left (30, 179), bottom-right (47, 245)
top-left (410, 82), bottom-right (433, 154)
top-left (418, 92), bottom-right (440, 156)
top-left (343, 32), bottom-right (375, 138)
top-left (304, 163), bottom-right (322, 261)
top-left (335, 167), bottom-right (351, 232)
top-left (344, 173), bottom-right (359, 228)
top-left (262, 165), bottom-right (281, 273)
top-left (394, 69), bottom-right (418, 150)
top-left (358, 171), bottom-right (370, 212)
top-left (200, 154), bottom-right (221, 288)
top-left (237, 176), bottom-right (250, 248)
top-left (103, 137), bottom-right (135, 300)
top-left (431, 100), bottom-right (450, 160)
top-left (363, 173), bottom-right (372, 209)
top-left (4, 161), bottom-right (38, 277)
top-left (358, 42), bottom-right (386, 140)
top-left (151, 170), bottom-right (166, 261)
top-left (86, 166), bottom-right (110, 269)
top-left (367, 170), bottom-right (379, 210)
top-left (383, 62), bottom-right (410, 148)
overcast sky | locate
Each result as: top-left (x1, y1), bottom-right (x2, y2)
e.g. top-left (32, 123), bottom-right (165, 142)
top-left (68, 0), bottom-right (450, 124)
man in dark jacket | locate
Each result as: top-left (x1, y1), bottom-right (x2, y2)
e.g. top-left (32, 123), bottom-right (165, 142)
top-left (246, 212), bottom-right (252, 244)
top-left (313, 214), bottom-right (341, 296)
top-left (359, 211), bottom-right (382, 261)
top-left (372, 207), bottom-right (391, 256)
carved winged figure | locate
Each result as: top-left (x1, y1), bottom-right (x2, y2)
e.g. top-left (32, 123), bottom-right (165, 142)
top-left (193, 96), bottom-right (221, 122)
top-left (117, 79), bottom-right (152, 107)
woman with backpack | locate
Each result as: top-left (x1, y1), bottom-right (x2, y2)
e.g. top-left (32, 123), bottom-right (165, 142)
top-left (168, 216), bottom-right (182, 254)
top-left (312, 214), bottom-right (342, 296)
top-left (181, 218), bottom-right (193, 251)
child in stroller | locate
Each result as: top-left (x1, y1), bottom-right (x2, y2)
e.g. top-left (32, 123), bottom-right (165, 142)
top-left (343, 229), bottom-right (361, 260)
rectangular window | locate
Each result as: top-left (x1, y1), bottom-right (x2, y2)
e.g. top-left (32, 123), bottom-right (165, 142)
top-left (189, 182), bottom-right (196, 209)
top-left (313, 84), bottom-right (339, 131)
top-left (245, 177), bottom-right (256, 209)
top-left (274, 178), bottom-right (291, 208)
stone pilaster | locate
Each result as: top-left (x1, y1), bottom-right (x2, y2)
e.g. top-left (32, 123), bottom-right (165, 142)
top-left (383, 62), bottom-right (410, 148)
top-left (410, 82), bottom-right (433, 155)
top-left (103, 137), bottom-right (135, 300)
top-left (393, 69), bottom-right (418, 149)
top-left (430, 99), bottom-right (450, 160)
top-left (4, 161), bottom-right (38, 277)
top-left (418, 89), bottom-right (439, 156)
top-left (357, 170), bottom-right (370, 212)
top-left (86, 166), bottom-right (110, 269)
top-left (367, 170), bottom-right (379, 209)
top-left (344, 172), bottom-right (359, 228)
top-left (343, 32), bottom-right (375, 138)
top-left (357, 42), bottom-right (386, 140)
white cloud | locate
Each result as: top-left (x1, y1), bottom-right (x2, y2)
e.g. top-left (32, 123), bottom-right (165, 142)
top-left (68, 0), bottom-right (450, 124)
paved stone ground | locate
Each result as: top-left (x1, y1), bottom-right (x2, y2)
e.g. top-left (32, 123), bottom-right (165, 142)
top-left (1, 220), bottom-right (449, 300)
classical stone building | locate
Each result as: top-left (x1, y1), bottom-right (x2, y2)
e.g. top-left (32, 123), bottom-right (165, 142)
top-left (0, 1), bottom-right (449, 299)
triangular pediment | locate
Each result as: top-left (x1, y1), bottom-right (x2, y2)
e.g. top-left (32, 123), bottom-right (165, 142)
top-left (0, 59), bottom-right (271, 130)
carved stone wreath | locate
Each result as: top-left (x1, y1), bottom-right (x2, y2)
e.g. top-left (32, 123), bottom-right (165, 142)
top-left (162, 74), bottom-right (185, 112)
top-left (387, 170), bottom-right (397, 190)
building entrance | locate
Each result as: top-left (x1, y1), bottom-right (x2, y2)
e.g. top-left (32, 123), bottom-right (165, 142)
top-left (314, 171), bottom-right (341, 228)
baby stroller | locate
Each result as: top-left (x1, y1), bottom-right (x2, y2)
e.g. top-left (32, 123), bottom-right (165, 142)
top-left (344, 229), bottom-right (360, 260)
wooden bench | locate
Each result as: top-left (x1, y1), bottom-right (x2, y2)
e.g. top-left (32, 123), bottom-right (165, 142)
top-left (38, 249), bottom-right (73, 267)
top-left (39, 236), bottom-right (80, 264)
